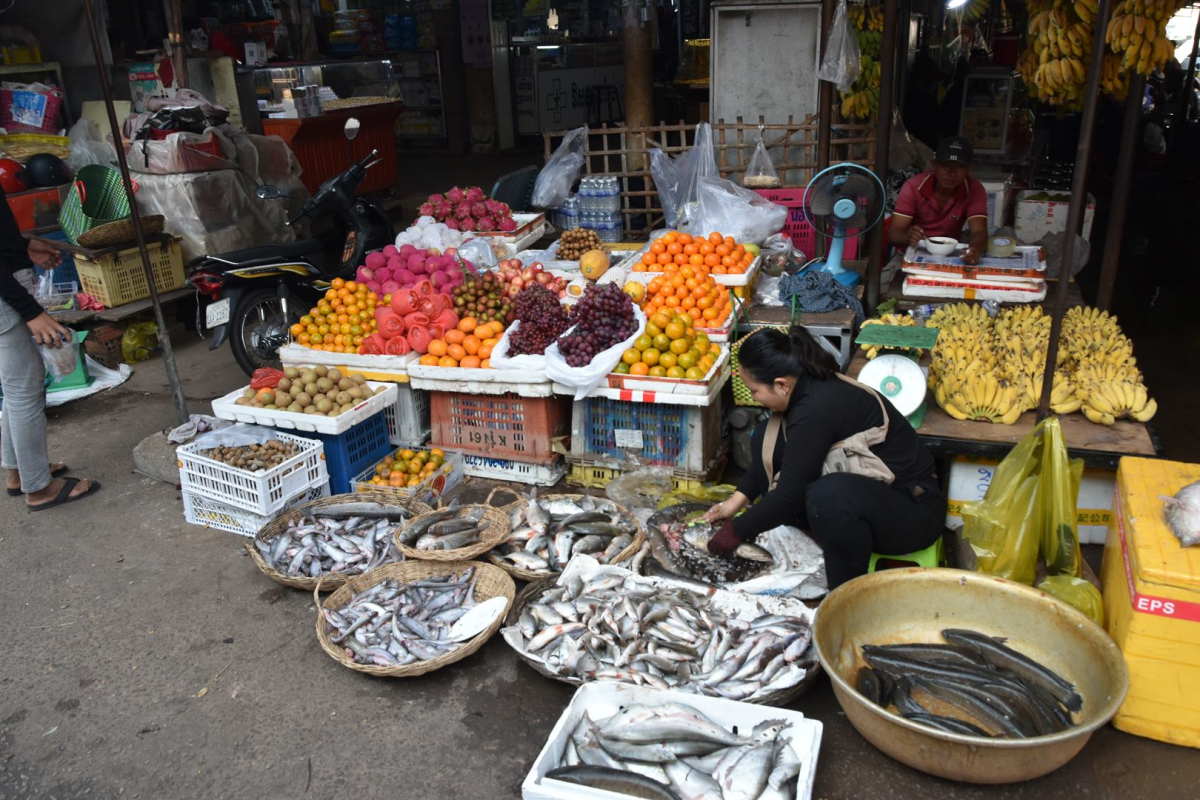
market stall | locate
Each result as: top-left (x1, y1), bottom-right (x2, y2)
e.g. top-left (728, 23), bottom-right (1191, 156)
top-left (263, 102), bottom-right (402, 196)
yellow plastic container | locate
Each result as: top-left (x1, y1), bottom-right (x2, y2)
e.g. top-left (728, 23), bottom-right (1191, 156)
top-left (74, 236), bottom-right (185, 308)
top-left (1100, 456), bottom-right (1200, 748)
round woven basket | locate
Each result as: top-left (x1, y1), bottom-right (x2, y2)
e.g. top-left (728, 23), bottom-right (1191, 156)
top-left (393, 505), bottom-right (511, 562)
top-left (486, 492), bottom-right (645, 582)
top-left (246, 490), bottom-right (432, 591)
top-left (503, 575), bottom-right (821, 704)
top-left (77, 214), bottom-right (165, 249)
top-left (315, 560), bottom-right (515, 678)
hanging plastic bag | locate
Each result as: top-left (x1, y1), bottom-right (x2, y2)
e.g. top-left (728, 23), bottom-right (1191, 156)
top-left (687, 177), bottom-right (788, 245)
top-left (743, 128), bottom-right (781, 189)
top-left (121, 321), bottom-right (159, 364)
top-left (532, 126), bottom-right (587, 209)
top-left (1037, 575), bottom-right (1104, 626)
top-left (544, 305), bottom-right (647, 400)
top-left (1040, 418), bottom-right (1084, 577)
top-left (818, 0), bottom-right (861, 93)
top-left (65, 119), bottom-right (116, 174)
top-left (649, 147), bottom-right (686, 228)
top-left (677, 123), bottom-right (718, 228)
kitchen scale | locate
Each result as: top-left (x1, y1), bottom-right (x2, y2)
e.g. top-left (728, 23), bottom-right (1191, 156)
top-left (853, 325), bottom-right (941, 428)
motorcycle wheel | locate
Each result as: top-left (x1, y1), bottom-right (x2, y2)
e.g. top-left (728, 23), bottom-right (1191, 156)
top-left (230, 287), bottom-right (297, 375)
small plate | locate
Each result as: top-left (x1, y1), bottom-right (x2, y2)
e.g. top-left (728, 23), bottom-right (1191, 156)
top-left (448, 596), bottom-right (509, 642)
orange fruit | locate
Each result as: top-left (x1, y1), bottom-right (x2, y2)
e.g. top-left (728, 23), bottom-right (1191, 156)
top-left (478, 343), bottom-right (494, 359)
top-left (463, 335), bottom-right (481, 355)
top-left (667, 242), bottom-right (682, 255)
top-left (480, 358), bottom-right (491, 369)
top-left (657, 253), bottom-right (672, 265)
top-left (428, 340), bottom-right (448, 357)
top-left (709, 232), bottom-right (723, 245)
top-left (641, 252), bottom-right (657, 266)
top-left (331, 277), bottom-right (345, 289)
top-left (630, 362), bottom-right (650, 376)
top-left (290, 323), bottom-right (304, 337)
top-left (641, 348), bottom-right (661, 366)
top-left (650, 241), bottom-right (666, 255)
top-left (447, 343), bottom-right (467, 361)
top-left (459, 317), bottom-right (478, 333)
top-left (649, 365), bottom-right (667, 377)
top-left (438, 356), bottom-right (458, 367)
top-left (659, 352), bottom-right (678, 369)
top-left (444, 329), bottom-right (466, 345)
top-left (623, 348), bottom-right (641, 365)
top-left (419, 354), bottom-right (439, 366)
top-left (460, 355), bottom-right (482, 369)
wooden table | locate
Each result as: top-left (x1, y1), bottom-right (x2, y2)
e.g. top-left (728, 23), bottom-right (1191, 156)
top-left (51, 287), bottom-right (194, 326)
top-left (848, 352), bottom-right (1158, 470)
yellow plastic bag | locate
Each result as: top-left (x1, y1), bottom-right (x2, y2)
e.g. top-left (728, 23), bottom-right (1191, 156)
top-left (657, 484), bottom-right (738, 510)
top-left (1037, 575), bottom-right (1103, 626)
top-left (1040, 419), bottom-right (1084, 577)
top-left (121, 321), bottom-right (158, 364)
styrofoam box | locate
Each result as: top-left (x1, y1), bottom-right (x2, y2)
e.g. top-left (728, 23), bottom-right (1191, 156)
top-left (1013, 190), bottom-right (1096, 243)
top-left (278, 344), bottom-right (416, 383)
top-left (945, 454), bottom-right (1115, 545)
top-left (176, 430), bottom-right (327, 516)
top-left (978, 178), bottom-right (1012, 233)
top-left (407, 364), bottom-right (553, 397)
top-left (521, 682), bottom-right (823, 800)
top-left (455, 451), bottom-right (567, 486)
top-left (211, 381), bottom-right (398, 435)
top-left (554, 347), bottom-right (730, 406)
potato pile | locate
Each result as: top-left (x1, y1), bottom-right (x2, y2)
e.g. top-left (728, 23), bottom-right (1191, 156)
top-left (558, 228), bottom-right (608, 260)
top-left (233, 367), bottom-right (377, 416)
top-left (201, 440), bottom-right (302, 471)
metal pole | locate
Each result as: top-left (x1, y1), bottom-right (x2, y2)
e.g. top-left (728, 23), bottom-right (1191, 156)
top-left (169, 0), bottom-right (187, 90)
top-left (865, 0), bottom-right (899, 316)
top-left (83, 0), bottom-right (190, 425)
top-left (1178, 12), bottom-right (1200, 122)
top-left (1036, 0), bottom-right (1112, 421)
top-left (1096, 72), bottom-right (1145, 311)
top-left (817, 0), bottom-right (835, 171)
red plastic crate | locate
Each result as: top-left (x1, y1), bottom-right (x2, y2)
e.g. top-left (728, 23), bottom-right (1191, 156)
top-left (754, 188), bottom-right (858, 261)
top-left (430, 391), bottom-right (571, 464)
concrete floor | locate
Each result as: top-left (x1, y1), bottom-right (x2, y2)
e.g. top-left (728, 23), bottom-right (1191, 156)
top-left (1, 336), bottom-right (1198, 800)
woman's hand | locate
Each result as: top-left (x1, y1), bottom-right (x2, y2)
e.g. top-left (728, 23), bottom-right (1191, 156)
top-left (27, 238), bottom-right (61, 269)
top-left (704, 492), bottom-right (748, 524)
top-left (27, 312), bottom-right (69, 347)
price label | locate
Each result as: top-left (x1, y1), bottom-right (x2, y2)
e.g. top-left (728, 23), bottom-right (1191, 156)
top-left (614, 429), bottom-right (643, 449)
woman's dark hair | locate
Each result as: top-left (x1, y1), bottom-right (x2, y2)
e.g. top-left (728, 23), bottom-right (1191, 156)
top-left (738, 326), bottom-right (837, 385)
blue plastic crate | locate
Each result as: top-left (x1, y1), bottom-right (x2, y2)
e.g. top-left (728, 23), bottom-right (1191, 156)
top-left (289, 412), bottom-right (391, 494)
top-left (569, 396), bottom-right (723, 473)
top-left (39, 229), bottom-right (79, 287)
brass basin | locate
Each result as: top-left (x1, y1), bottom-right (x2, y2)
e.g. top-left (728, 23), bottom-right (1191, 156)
top-left (812, 568), bottom-right (1129, 784)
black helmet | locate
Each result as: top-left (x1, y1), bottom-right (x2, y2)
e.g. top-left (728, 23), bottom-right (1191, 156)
top-left (25, 153), bottom-right (70, 187)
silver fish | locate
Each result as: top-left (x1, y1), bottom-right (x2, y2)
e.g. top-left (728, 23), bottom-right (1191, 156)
top-left (682, 526), bottom-right (773, 564)
top-left (313, 502), bottom-right (414, 520)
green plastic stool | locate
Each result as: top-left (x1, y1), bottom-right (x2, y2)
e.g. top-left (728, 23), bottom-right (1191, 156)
top-left (868, 537), bottom-right (945, 573)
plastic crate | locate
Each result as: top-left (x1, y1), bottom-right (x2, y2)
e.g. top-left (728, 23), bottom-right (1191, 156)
top-left (301, 411), bottom-right (392, 494)
top-left (431, 391), bottom-right (571, 464)
top-left (566, 447), bottom-right (728, 491)
top-left (350, 450), bottom-right (465, 505)
top-left (455, 451), bottom-right (567, 486)
top-left (73, 235), bottom-right (185, 308)
top-left (568, 395), bottom-right (723, 473)
top-left (386, 383), bottom-right (431, 446)
top-left (212, 381), bottom-right (398, 435)
top-left (183, 483), bottom-right (329, 538)
top-left (177, 431), bottom-right (328, 516)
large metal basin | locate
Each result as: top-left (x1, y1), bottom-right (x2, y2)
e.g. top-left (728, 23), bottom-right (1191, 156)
top-left (812, 568), bottom-right (1129, 784)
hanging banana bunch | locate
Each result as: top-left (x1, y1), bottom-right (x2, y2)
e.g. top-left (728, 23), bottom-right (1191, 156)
top-left (1107, 0), bottom-right (1186, 76)
top-left (840, 3), bottom-right (883, 121)
top-left (956, 0), bottom-right (990, 23)
top-left (1026, 3), bottom-right (1091, 111)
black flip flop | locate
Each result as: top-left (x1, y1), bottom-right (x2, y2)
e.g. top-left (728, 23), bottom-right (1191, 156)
top-left (28, 477), bottom-right (101, 512)
top-left (7, 464), bottom-right (69, 496)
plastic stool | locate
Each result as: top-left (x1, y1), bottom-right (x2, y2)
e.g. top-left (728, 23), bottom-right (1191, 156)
top-left (868, 537), bottom-right (945, 573)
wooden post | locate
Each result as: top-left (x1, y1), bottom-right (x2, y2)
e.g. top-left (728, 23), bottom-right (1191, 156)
top-left (1036, 0), bottom-right (1112, 420)
top-left (1096, 72), bottom-right (1145, 311)
top-left (817, 0), bottom-right (835, 171)
top-left (624, 2), bottom-right (653, 172)
top-left (865, 0), bottom-right (899, 316)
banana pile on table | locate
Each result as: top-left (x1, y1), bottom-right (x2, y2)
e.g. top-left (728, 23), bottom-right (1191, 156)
top-left (1062, 306), bottom-right (1157, 424)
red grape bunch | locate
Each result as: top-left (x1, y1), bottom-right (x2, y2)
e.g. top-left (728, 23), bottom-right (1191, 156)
top-left (557, 283), bottom-right (637, 367)
top-left (509, 285), bottom-right (570, 356)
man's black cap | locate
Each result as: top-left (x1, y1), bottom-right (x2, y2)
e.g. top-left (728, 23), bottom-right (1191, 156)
top-left (935, 136), bottom-right (973, 165)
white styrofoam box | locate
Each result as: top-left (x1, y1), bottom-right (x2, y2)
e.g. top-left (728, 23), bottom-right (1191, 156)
top-left (278, 343), bottom-right (417, 383)
top-left (456, 451), bottom-right (567, 486)
top-left (177, 430), bottom-right (327, 516)
top-left (385, 383), bottom-right (431, 446)
top-left (407, 364), bottom-right (553, 397)
top-left (553, 346), bottom-right (730, 406)
top-left (946, 455), bottom-right (1116, 544)
top-left (349, 450), bottom-right (465, 505)
top-left (211, 381), bottom-right (398, 435)
top-left (978, 178), bottom-right (1012, 233)
top-left (1014, 190), bottom-right (1096, 243)
top-left (521, 682), bottom-right (823, 800)
top-left (183, 483), bottom-right (329, 538)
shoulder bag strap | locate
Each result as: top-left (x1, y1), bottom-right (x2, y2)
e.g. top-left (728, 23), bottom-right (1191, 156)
top-left (835, 373), bottom-right (890, 438)
top-left (762, 412), bottom-right (786, 492)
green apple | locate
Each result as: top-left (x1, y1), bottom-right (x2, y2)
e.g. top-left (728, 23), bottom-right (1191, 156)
top-left (743, 243), bottom-right (761, 256)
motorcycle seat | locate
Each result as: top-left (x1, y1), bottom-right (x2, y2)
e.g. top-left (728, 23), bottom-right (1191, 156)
top-left (212, 238), bottom-right (325, 264)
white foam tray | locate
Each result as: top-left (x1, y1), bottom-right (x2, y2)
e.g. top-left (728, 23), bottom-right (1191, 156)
top-left (211, 381), bottom-right (398, 435)
top-left (407, 364), bottom-right (553, 397)
top-left (279, 344), bottom-right (417, 382)
top-left (553, 346), bottom-right (730, 406)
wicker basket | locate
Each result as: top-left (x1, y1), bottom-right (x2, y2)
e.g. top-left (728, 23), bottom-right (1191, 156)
top-left (246, 490), bottom-right (432, 591)
top-left (485, 491), bottom-right (645, 582)
top-left (77, 214), bottom-right (165, 249)
top-left (393, 505), bottom-right (511, 562)
top-left (315, 560), bottom-right (515, 678)
top-left (503, 575), bottom-right (821, 705)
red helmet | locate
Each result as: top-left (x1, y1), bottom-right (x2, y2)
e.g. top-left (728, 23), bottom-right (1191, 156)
top-left (0, 158), bottom-right (27, 193)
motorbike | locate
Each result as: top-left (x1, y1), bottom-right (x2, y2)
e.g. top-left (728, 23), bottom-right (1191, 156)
top-left (188, 117), bottom-right (394, 375)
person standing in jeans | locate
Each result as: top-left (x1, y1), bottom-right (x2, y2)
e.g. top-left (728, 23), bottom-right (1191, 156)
top-left (0, 189), bottom-right (100, 510)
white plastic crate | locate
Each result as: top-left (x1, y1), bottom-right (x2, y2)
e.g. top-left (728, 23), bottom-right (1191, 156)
top-left (182, 483), bottom-right (329, 538)
top-left (210, 381), bottom-right (398, 434)
top-left (521, 682), bottom-right (823, 800)
top-left (177, 431), bottom-right (327, 516)
top-left (456, 451), bottom-right (567, 486)
top-left (385, 383), bottom-right (431, 446)
top-left (349, 450), bottom-right (465, 505)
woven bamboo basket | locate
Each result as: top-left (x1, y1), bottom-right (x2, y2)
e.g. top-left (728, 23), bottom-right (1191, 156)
top-left (393, 505), bottom-right (511, 562)
top-left (247, 490), bottom-right (432, 591)
top-left (485, 490), bottom-right (645, 582)
top-left (77, 214), bottom-right (165, 248)
top-left (502, 576), bottom-right (821, 705)
top-left (315, 560), bottom-right (515, 678)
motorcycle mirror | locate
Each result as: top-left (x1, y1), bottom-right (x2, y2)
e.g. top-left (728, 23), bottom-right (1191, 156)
top-left (344, 117), bottom-right (361, 140)
top-left (256, 185), bottom-right (282, 200)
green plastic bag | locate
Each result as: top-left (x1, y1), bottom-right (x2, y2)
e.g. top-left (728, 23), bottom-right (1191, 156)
top-left (1039, 419), bottom-right (1084, 577)
top-left (1037, 575), bottom-right (1103, 626)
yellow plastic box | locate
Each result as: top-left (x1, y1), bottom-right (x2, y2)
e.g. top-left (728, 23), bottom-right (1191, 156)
top-left (74, 235), bottom-right (185, 308)
top-left (1100, 456), bottom-right (1200, 748)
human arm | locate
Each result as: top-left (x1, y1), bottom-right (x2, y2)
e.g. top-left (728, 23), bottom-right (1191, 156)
top-left (887, 178), bottom-right (924, 249)
top-left (0, 190), bottom-right (42, 324)
top-left (705, 491), bottom-right (750, 524)
top-left (960, 182), bottom-right (990, 265)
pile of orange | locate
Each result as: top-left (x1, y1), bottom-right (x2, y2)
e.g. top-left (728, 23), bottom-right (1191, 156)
top-left (290, 278), bottom-right (379, 354)
top-left (361, 447), bottom-right (449, 491)
top-left (416, 316), bottom-right (505, 369)
top-left (632, 231), bottom-right (756, 275)
top-left (617, 311), bottom-right (723, 380)
top-left (643, 266), bottom-right (733, 328)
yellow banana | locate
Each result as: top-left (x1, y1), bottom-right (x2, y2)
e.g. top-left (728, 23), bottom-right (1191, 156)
top-left (1131, 398), bottom-right (1157, 422)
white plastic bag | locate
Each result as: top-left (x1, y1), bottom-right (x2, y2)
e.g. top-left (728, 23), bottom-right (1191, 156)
top-left (192, 423), bottom-right (276, 450)
top-left (723, 525), bottom-right (828, 599)
top-left (685, 177), bottom-right (787, 244)
top-left (65, 119), bottom-right (115, 173)
top-left (37, 334), bottom-right (78, 379)
top-left (743, 127), bottom-right (781, 188)
top-left (455, 237), bottom-right (498, 269)
top-left (818, 0), bottom-right (861, 93)
top-left (533, 126), bottom-right (587, 209)
top-left (544, 305), bottom-right (647, 400)
top-left (488, 321), bottom-right (548, 371)
top-left (649, 123), bottom-right (717, 229)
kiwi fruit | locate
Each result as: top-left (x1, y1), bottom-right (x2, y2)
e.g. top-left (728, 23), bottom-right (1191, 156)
top-left (277, 378), bottom-right (292, 392)
top-left (314, 366), bottom-right (328, 378)
top-left (316, 398), bottom-right (333, 413)
top-left (295, 392), bottom-right (312, 407)
top-left (348, 386), bottom-right (363, 400)
top-left (243, 388), bottom-right (256, 399)
top-left (287, 403), bottom-right (302, 413)
top-left (304, 382), bottom-right (319, 396)
top-left (351, 374), bottom-right (366, 385)
top-left (284, 367), bottom-right (299, 379)
top-left (328, 369), bottom-right (342, 382)
top-left (316, 377), bottom-right (334, 394)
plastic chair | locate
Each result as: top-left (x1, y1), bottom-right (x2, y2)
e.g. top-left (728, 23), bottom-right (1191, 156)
top-left (489, 165), bottom-right (539, 213)
top-left (867, 536), bottom-right (945, 573)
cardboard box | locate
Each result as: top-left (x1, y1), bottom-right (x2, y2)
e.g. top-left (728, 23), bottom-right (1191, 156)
top-left (1101, 457), bottom-right (1200, 748)
top-left (946, 454), bottom-right (1115, 545)
top-left (1014, 189), bottom-right (1096, 243)
top-left (244, 42), bottom-right (268, 66)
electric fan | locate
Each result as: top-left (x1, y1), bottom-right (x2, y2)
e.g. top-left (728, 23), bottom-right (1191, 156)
top-left (801, 163), bottom-right (886, 287)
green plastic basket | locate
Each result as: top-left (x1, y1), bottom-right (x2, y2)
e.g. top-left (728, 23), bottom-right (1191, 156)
top-left (730, 295), bottom-right (800, 407)
top-left (58, 165), bottom-right (132, 245)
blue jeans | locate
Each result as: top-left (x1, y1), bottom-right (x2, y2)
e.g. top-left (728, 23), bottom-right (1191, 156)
top-left (0, 297), bottom-right (51, 493)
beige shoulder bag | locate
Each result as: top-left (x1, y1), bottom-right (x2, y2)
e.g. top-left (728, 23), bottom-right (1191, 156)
top-left (761, 374), bottom-right (896, 490)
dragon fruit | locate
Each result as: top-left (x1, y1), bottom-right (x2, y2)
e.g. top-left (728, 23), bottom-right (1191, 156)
top-left (418, 202), bottom-right (435, 217)
top-left (454, 202), bottom-right (473, 219)
top-left (465, 186), bottom-right (485, 203)
top-left (498, 217), bottom-right (518, 233)
top-left (484, 199), bottom-right (503, 216)
top-left (446, 186), bottom-right (466, 204)
top-left (476, 216), bottom-right (496, 232)
top-left (445, 218), bottom-right (460, 230)
top-left (433, 201), bottom-right (453, 220)
top-left (470, 201), bottom-right (487, 219)
top-left (459, 217), bottom-right (477, 232)
top-left (428, 193), bottom-right (444, 205)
